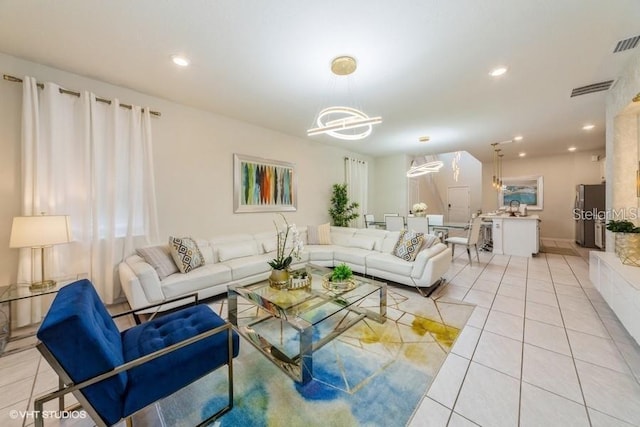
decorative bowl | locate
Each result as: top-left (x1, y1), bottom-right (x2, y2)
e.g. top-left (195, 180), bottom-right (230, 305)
top-left (321, 273), bottom-right (356, 292)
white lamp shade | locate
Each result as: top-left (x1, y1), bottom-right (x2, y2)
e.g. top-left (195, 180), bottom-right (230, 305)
top-left (9, 215), bottom-right (72, 248)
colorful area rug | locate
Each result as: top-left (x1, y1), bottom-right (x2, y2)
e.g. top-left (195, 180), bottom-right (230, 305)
top-left (155, 289), bottom-right (474, 427)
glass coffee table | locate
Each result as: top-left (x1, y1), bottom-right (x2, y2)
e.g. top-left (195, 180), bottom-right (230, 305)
top-left (228, 264), bottom-right (386, 384)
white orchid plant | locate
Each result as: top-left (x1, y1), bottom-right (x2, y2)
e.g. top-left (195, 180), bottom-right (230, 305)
top-left (413, 202), bottom-right (428, 213)
top-left (267, 214), bottom-right (304, 271)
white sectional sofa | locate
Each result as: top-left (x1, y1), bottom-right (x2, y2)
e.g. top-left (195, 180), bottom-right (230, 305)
top-left (118, 226), bottom-right (452, 311)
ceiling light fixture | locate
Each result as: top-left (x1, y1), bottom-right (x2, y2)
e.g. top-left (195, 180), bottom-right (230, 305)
top-left (489, 67), bottom-right (508, 77)
top-left (568, 147), bottom-right (577, 152)
top-left (491, 143), bottom-right (503, 190)
top-left (419, 136), bottom-right (430, 143)
top-left (307, 56), bottom-right (382, 141)
top-left (171, 55), bottom-right (190, 67)
top-left (406, 158), bottom-right (444, 177)
top-left (582, 124), bottom-right (595, 130)
top-left (513, 135), bottom-right (524, 141)
top-left (519, 152), bottom-right (526, 157)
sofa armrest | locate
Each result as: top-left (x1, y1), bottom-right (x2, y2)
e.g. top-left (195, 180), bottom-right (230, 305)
top-left (411, 243), bottom-right (447, 278)
top-left (118, 256), bottom-right (165, 309)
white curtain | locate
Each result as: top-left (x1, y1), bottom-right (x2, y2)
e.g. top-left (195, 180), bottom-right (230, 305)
top-left (16, 76), bottom-right (159, 326)
top-left (345, 157), bottom-right (368, 228)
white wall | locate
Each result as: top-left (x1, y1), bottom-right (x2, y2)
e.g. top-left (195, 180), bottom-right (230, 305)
top-left (606, 52), bottom-right (640, 252)
top-left (481, 150), bottom-right (604, 239)
top-left (372, 154), bottom-right (409, 218)
top-left (0, 52), bottom-right (374, 284)
top-left (407, 152), bottom-right (482, 220)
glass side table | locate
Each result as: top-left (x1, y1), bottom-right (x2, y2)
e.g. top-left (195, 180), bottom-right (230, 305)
top-left (0, 275), bottom-right (86, 356)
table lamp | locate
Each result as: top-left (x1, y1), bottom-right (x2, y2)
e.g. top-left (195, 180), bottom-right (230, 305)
top-left (9, 215), bottom-right (72, 291)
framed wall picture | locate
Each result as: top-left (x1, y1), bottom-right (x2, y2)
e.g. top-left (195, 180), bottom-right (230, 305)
top-left (233, 154), bottom-right (297, 213)
top-left (498, 175), bottom-right (544, 210)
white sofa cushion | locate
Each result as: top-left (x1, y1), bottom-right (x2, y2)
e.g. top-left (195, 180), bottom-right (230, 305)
top-left (347, 236), bottom-right (376, 251)
top-left (411, 243), bottom-right (447, 278)
top-left (305, 244), bottom-right (336, 261)
top-left (333, 247), bottom-right (371, 266)
top-left (161, 263), bottom-right (232, 299)
top-left (354, 229), bottom-right (387, 251)
top-left (222, 253), bottom-right (272, 281)
top-left (217, 240), bottom-right (259, 262)
top-left (381, 231), bottom-right (401, 253)
top-left (366, 252), bottom-right (413, 276)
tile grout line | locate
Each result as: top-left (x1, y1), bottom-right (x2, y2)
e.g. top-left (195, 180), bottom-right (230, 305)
top-left (444, 252), bottom-right (507, 426)
top-left (546, 251), bottom-right (593, 427)
top-left (516, 254), bottom-right (531, 427)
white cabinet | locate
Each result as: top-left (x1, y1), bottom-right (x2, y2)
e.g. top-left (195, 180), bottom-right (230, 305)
top-left (589, 251), bottom-right (640, 345)
top-left (487, 215), bottom-right (540, 257)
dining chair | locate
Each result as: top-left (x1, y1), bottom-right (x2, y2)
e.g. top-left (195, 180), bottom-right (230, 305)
top-left (426, 214), bottom-right (448, 240)
top-left (445, 216), bottom-right (483, 265)
top-left (385, 215), bottom-right (405, 231)
top-left (364, 213), bottom-right (375, 228)
top-left (406, 216), bottom-right (429, 234)
top-left (383, 213), bottom-right (400, 219)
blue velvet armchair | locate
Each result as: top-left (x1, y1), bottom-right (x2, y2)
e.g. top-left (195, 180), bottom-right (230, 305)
top-left (34, 279), bottom-right (239, 427)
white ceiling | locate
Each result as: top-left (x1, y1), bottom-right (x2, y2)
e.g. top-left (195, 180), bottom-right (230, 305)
top-left (1, 0), bottom-right (639, 162)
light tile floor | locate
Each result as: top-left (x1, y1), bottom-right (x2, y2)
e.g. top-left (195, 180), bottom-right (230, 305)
top-left (409, 239), bottom-right (640, 427)
top-left (1, 239), bottom-right (639, 426)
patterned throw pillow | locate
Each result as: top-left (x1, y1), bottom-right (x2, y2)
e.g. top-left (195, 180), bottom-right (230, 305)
top-left (136, 244), bottom-right (179, 280)
top-left (169, 236), bottom-right (204, 273)
top-left (392, 230), bottom-right (425, 262)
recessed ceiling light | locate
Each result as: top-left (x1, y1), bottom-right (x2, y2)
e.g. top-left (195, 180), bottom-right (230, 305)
top-left (582, 124), bottom-right (595, 130)
top-left (418, 136), bottom-right (430, 143)
top-left (568, 147), bottom-right (577, 152)
top-left (489, 67), bottom-right (508, 77)
top-left (519, 152), bottom-right (526, 157)
top-left (171, 55), bottom-right (190, 67)
top-left (513, 135), bottom-right (523, 141)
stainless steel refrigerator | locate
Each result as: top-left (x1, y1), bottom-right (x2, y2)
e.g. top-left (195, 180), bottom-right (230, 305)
top-left (575, 184), bottom-right (605, 247)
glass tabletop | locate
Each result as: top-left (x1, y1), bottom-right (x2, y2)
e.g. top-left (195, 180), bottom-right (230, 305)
top-left (230, 264), bottom-right (385, 329)
top-left (0, 275), bottom-right (86, 304)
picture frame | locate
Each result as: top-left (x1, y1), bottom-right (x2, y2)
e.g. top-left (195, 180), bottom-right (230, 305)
top-left (498, 175), bottom-right (544, 210)
top-left (233, 154), bottom-right (297, 213)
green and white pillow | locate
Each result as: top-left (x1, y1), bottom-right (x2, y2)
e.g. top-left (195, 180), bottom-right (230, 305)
top-left (393, 230), bottom-right (425, 262)
top-left (169, 236), bottom-right (204, 273)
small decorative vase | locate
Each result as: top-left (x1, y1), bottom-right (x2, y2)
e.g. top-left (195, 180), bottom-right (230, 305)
top-left (269, 269), bottom-right (290, 289)
top-left (615, 233), bottom-right (640, 267)
top-left (414, 211), bottom-right (426, 217)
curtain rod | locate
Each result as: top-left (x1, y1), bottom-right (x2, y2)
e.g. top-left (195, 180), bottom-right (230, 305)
top-left (3, 74), bottom-right (161, 117)
top-left (344, 156), bottom-right (367, 164)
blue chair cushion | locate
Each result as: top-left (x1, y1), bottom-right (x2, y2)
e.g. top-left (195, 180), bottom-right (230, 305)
top-left (121, 305), bottom-right (240, 417)
top-left (37, 280), bottom-right (127, 426)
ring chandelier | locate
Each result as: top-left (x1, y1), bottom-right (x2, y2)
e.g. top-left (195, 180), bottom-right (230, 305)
top-left (307, 106), bottom-right (382, 140)
top-left (406, 159), bottom-right (444, 177)
top-left (307, 56), bottom-right (382, 141)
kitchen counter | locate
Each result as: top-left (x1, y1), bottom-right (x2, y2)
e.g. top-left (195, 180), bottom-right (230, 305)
top-left (481, 214), bottom-right (540, 257)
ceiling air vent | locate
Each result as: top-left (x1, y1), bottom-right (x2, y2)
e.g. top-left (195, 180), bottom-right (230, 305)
top-left (614, 35), bottom-right (640, 53)
top-left (570, 80), bottom-right (614, 97)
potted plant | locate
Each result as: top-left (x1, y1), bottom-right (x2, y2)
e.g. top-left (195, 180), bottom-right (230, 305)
top-left (606, 220), bottom-right (640, 266)
top-left (322, 263), bottom-right (355, 291)
top-left (329, 183), bottom-right (359, 227)
top-left (267, 214), bottom-right (303, 288)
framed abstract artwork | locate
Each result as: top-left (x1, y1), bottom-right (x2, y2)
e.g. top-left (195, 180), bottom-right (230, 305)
top-left (233, 154), bottom-right (297, 213)
top-left (498, 175), bottom-right (544, 210)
